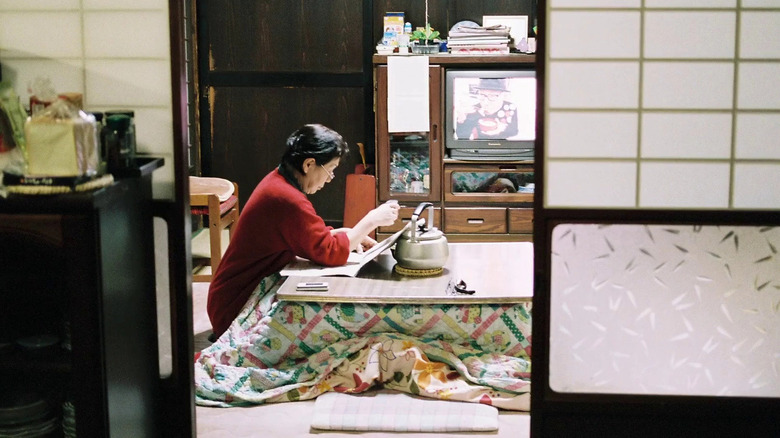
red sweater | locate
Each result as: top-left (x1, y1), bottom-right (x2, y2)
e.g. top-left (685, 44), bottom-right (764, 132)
top-left (206, 168), bottom-right (349, 336)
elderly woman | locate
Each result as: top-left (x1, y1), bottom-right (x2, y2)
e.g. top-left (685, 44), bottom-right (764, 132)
top-left (207, 124), bottom-right (399, 337)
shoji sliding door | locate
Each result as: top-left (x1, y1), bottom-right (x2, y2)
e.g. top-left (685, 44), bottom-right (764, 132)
top-left (532, 1), bottom-right (780, 436)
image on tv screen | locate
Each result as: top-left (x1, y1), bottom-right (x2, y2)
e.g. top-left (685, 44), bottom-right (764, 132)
top-left (451, 75), bottom-right (536, 141)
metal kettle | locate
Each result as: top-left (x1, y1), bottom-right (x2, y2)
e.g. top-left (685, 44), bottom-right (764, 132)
top-left (393, 202), bottom-right (449, 270)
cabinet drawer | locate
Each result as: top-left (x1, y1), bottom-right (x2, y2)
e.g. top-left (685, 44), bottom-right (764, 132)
top-left (444, 164), bottom-right (534, 204)
top-left (444, 207), bottom-right (507, 234)
top-left (378, 206), bottom-right (441, 233)
top-left (508, 208), bottom-right (533, 234)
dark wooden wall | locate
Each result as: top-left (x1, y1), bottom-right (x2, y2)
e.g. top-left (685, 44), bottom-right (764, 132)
top-left (196, 0), bottom-right (536, 225)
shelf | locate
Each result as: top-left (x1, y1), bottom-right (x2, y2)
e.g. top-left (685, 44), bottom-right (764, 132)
top-left (109, 156), bottom-right (165, 179)
top-left (444, 158), bottom-right (534, 165)
top-left (373, 53), bottom-right (536, 65)
top-left (390, 141), bottom-right (429, 148)
top-left (0, 349), bottom-right (71, 374)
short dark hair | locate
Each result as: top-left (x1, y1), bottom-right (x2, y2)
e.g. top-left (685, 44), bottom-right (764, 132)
top-left (281, 124), bottom-right (349, 171)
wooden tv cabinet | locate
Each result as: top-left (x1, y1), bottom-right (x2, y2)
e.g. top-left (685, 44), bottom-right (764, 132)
top-left (373, 54), bottom-right (536, 242)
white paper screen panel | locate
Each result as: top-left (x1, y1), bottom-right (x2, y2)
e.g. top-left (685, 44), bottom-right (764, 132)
top-left (545, 3), bottom-right (780, 211)
top-left (549, 224), bottom-right (780, 397)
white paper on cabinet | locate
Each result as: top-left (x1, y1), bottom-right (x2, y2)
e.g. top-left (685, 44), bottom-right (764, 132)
top-left (387, 56), bottom-right (430, 133)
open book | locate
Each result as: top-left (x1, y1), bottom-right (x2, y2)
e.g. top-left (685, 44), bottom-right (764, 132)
top-left (279, 224), bottom-right (409, 277)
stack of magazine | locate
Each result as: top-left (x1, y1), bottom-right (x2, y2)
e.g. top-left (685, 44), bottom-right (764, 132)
top-left (447, 24), bottom-right (511, 55)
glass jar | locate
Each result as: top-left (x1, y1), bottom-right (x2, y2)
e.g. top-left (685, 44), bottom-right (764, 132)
top-left (105, 114), bottom-right (133, 173)
top-left (105, 110), bottom-right (136, 165)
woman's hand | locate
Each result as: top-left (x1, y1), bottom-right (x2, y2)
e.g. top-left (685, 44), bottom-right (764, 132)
top-left (366, 200), bottom-right (400, 227)
top-left (345, 200), bottom-right (399, 252)
top-left (355, 235), bottom-right (378, 253)
top-left (330, 227), bottom-right (349, 236)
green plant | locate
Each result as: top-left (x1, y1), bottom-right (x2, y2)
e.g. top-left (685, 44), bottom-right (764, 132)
top-left (410, 0), bottom-right (439, 43)
top-left (410, 24), bottom-right (439, 42)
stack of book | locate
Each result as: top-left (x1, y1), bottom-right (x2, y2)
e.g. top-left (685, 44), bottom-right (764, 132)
top-left (447, 24), bottom-right (511, 55)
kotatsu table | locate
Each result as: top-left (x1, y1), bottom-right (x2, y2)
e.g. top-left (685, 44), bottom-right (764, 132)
top-left (194, 242), bottom-right (534, 411)
top-left (278, 242), bottom-right (534, 304)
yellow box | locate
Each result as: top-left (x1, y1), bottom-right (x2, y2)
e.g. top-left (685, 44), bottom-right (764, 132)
top-left (24, 116), bottom-right (98, 177)
top-left (383, 12), bottom-right (405, 46)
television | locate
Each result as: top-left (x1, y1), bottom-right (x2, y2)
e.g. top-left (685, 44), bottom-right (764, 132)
top-left (444, 69), bottom-right (536, 160)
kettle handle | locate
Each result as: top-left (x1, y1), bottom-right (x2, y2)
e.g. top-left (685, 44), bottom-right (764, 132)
top-left (409, 202), bottom-right (434, 243)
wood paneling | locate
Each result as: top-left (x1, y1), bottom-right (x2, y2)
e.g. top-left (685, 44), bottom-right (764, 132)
top-left (452, 0), bottom-right (535, 31)
top-left (508, 207), bottom-right (533, 233)
top-left (203, 0), bottom-right (363, 73)
top-left (208, 86), bottom-right (365, 222)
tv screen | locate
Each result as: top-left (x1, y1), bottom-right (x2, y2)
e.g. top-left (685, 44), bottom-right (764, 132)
top-left (445, 69), bottom-right (536, 160)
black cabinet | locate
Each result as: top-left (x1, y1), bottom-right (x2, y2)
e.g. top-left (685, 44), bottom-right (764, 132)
top-left (0, 159), bottom-right (162, 437)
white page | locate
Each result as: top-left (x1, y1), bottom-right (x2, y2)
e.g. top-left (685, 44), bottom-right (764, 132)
top-left (279, 225), bottom-right (410, 277)
top-left (387, 56), bottom-right (430, 133)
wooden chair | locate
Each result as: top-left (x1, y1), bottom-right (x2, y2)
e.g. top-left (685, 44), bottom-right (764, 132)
top-left (189, 177), bottom-right (239, 282)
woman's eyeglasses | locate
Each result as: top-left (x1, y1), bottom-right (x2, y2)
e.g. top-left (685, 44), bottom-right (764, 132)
top-left (320, 164), bottom-right (335, 180)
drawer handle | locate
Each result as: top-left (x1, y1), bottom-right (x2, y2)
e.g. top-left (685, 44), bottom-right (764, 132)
top-left (467, 218), bottom-right (484, 224)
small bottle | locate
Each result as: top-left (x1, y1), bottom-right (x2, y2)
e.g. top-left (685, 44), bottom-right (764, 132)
top-left (404, 22), bottom-right (412, 35)
top-left (105, 110), bottom-right (137, 165)
top-left (105, 114), bottom-right (132, 174)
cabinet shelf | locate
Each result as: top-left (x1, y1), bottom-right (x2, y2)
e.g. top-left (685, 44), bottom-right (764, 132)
top-left (0, 165), bottom-right (163, 436)
top-left (443, 158), bottom-right (534, 165)
top-left (389, 141), bottom-right (429, 148)
top-left (0, 350), bottom-right (71, 374)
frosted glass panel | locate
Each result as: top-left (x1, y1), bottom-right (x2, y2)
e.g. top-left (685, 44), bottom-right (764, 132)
top-left (550, 224), bottom-right (780, 397)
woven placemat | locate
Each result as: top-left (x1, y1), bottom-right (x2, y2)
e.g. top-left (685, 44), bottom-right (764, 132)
top-left (394, 264), bottom-right (444, 277)
top-left (5, 174), bottom-right (114, 195)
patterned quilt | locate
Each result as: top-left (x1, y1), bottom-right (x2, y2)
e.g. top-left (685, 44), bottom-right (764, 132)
top-left (194, 274), bottom-right (533, 411)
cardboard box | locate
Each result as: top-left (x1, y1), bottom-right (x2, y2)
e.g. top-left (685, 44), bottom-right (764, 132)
top-left (383, 12), bottom-right (405, 46)
top-left (24, 114), bottom-right (99, 177)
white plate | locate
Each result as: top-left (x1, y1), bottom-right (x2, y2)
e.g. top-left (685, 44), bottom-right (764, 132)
top-left (15, 334), bottom-right (59, 350)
